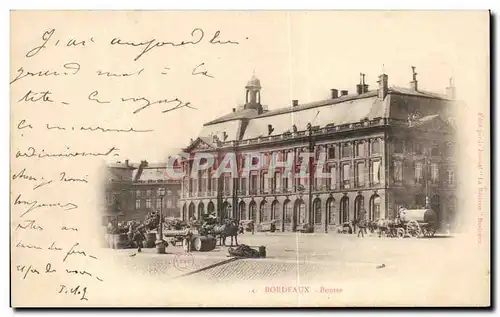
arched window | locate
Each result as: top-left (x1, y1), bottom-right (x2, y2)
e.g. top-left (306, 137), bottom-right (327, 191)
top-left (197, 202), bottom-right (204, 220)
top-left (283, 200), bottom-right (292, 224)
top-left (249, 201), bottom-right (257, 223)
top-left (238, 201), bottom-right (246, 221)
top-left (313, 198), bottom-right (322, 224)
top-left (354, 195), bottom-right (365, 220)
top-left (259, 201), bottom-right (268, 222)
top-left (188, 203), bottom-right (195, 219)
top-left (271, 200), bottom-right (280, 220)
top-left (296, 200), bottom-right (306, 225)
top-left (182, 204), bottom-right (187, 221)
top-left (431, 195), bottom-right (441, 224)
top-left (369, 195), bottom-right (381, 220)
top-left (448, 196), bottom-right (457, 225)
top-left (221, 201), bottom-right (231, 219)
top-left (340, 196), bottom-right (349, 223)
top-left (326, 198), bottom-right (336, 225)
top-left (207, 201), bottom-right (215, 214)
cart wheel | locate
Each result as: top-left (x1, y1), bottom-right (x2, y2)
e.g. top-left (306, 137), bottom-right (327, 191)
top-left (396, 228), bottom-right (405, 238)
top-left (407, 221), bottom-right (422, 238)
top-left (428, 227), bottom-right (436, 237)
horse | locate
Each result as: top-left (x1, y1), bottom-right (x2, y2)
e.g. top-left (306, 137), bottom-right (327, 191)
top-left (375, 219), bottom-right (390, 237)
top-left (212, 218), bottom-right (239, 246)
top-left (376, 218), bottom-right (401, 237)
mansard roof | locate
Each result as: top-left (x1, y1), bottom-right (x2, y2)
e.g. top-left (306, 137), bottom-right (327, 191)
top-left (191, 86), bottom-right (455, 147)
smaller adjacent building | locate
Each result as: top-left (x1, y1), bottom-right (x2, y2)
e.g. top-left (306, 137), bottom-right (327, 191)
top-left (103, 160), bottom-right (182, 224)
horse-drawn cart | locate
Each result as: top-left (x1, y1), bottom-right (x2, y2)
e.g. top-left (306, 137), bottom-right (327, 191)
top-left (399, 208), bottom-right (438, 238)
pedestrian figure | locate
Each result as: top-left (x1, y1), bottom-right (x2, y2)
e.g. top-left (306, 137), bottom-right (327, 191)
top-left (351, 220), bottom-right (357, 234)
top-left (357, 218), bottom-right (367, 238)
top-left (127, 221), bottom-right (134, 246)
top-left (133, 226), bottom-right (145, 252)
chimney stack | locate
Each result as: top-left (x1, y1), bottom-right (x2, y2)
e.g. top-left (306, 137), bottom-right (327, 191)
top-left (125, 159), bottom-right (129, 167)
top-left (377, 74), bottom-right (388, 99)
top-left (410, 66), bottom-right (418, 91)
top-left (292, 100), bottom-right (299, 107)
top-left (330, 89), bottom-right (338, 99)
top-left (341, 90), bottom-right (348, 96)
top-left (356, 73), bottom-right (369, 95)
top-left (232, 108), bottom-right (236, 112)
top-left (446, 77), bottom-right (456, 99)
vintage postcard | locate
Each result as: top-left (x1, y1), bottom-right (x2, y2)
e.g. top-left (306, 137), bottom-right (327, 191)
top-left (10, 11), bottom-right (490, 307)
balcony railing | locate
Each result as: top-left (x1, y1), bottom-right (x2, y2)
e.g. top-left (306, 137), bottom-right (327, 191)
top-left (218, 117), bottom-right (393, 148)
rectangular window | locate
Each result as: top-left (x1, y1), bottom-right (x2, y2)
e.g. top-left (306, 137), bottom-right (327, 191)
top-left (342, 164), bottom-right (350, 189)
top-left (314, 169), bottom-right (322, 190)
top-left (447, 169), bottom-right (455, 186)
top-left (329, 166), bottom-right (336, 189)
top-left (250, 174), bottom-right (258, 194)
top-left (156, 198), bottom-right (162, 209)
top-left (272, 172), bottom-right (281, 192)
top-left (445, 143), bottom-right (455, 157)
top-left (198, 171), bottom-right (203, 192)
top-left (224, 175), bottom-right (231, 194)
top-left (283, 173), bottom-right (290, 191)
top-left (415, 162), bottom-right (423, 183)
top-left (262, 172), bottom-right (269, 193)
top-left (207, 170), bottom-right (212, 192)
top-left (240, 177), bottom-right (247, 194)
top-left (296, 174), bottom-right (302, 189)
top-left (431, 142), bottom-right (440, 157)
top-left (146, 199), bottom-right (152, 209)
top-left (106, 192), bottom-right (113, 205)
top-left (431, 163), bottom-right (439, 183)
top-left (135, 199), bottom-right (141, 210)
top-left (328, 146), bottom-right (336, 159)
top-left (371, 161), bottom-right (381, 185)
top-left (135, 190), bottom-right (141, 198)
top-left (341, 143), bottom-right (352, 158)
top-left (394, 140), bottom-right (404, 154)
top-left (356, 142), bottom-right (365, 157)
top-left (211, 178), bottom-right (216, 194)
top-left (393, 161), bottom-right (403, 182)
top-left (201, 175), bottom-right (208, 193)
top-left (371, 139), bottom-right (381, 155)
top-left (414, 141), bottom-right (423, 155)
top-left (356, 162), bottom-right (365, 187)
top-left (146, 190), bottom-right (152, 197)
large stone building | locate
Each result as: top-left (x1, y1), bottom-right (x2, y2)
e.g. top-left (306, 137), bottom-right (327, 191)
top-left (103, 160), bottom-right (182, 224)
top-left (179, 69), bottom-right (459, 232)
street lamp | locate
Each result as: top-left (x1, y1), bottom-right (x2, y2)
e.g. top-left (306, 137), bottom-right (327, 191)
top-left (156, 187), bottom-right (166, 254)
top-left (424, 153), bottom-right (431, 209)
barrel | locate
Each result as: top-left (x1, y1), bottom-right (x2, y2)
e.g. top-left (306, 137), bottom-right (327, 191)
top-left (145, 232), bottom-right (156, 248)
top-left (258, 246), bottom-right (267, 258)
top-left (207, 235), bottom-right (217, 249)
top-left (193, 236), bottom-right (216, 252)
top-left (114, 233), bottom-right (129, 249)
top-left (400, 209), bottom-right (437, 224)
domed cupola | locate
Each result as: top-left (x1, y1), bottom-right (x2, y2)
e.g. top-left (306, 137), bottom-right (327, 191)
top-left (244, 72), bottom-right (262, 111)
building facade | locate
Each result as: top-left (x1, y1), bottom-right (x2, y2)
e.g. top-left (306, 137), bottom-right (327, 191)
top-left (179, 70), bottom-right (459, 232)
top-left (103, 160), bottom-right (182, 224)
